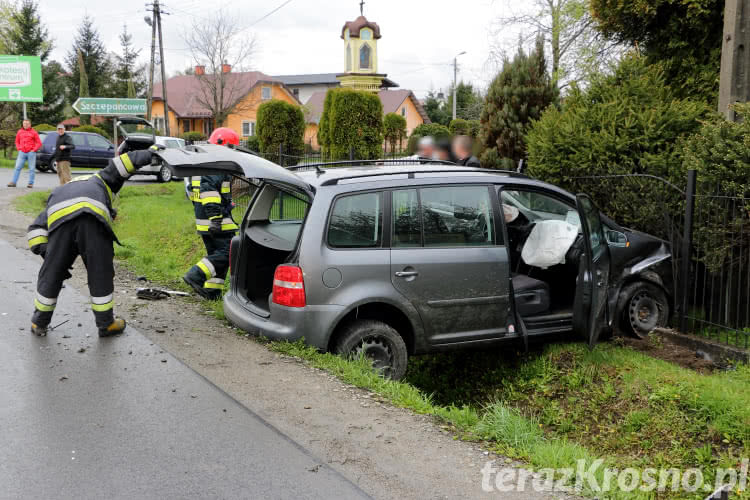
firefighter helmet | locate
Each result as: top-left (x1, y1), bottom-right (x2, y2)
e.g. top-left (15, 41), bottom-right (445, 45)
top-left (209, 127), bottom-right (240, 147)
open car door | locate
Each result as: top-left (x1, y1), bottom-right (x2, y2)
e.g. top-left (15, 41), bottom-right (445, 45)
top-left (153, 144), bottom-right (313, 197)
top-left (572, 194), bottom-right (611, 348)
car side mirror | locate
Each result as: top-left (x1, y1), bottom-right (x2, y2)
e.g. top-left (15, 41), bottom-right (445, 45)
top-left (606, 230), bottom-right (628, 248)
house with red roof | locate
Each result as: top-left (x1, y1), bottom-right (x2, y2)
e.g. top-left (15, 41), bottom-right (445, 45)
top-left (151, 68), bottom-right (299, 138)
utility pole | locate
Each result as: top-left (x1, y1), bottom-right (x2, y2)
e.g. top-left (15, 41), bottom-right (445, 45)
top-left (452, 51), bottom-right (466, 121)
top-left (718, 0), bottom-right (750, 121)
top-left (146, 6), bottom-right (157, 121)
top-left (155, 0), bottom-right (171, 136)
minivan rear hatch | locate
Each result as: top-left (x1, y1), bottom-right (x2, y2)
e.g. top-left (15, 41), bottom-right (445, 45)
top-left (154, 144), bottom-right (313, 196)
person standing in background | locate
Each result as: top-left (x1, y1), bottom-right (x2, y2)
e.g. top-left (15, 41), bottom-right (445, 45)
top-left (8, 119), bottom-right (42, 188)
top-left (452, 135), bottom-right (481, 167)
top-left (52, 124), bottom-right (74, 184)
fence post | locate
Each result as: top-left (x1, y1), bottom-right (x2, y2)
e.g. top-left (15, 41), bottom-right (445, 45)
top-left (680, 169), bottom-right (697, 333)
top-left (278, 143), bottom-right (284, 166)
top-left (349, 146), bottom-right (355, 161)
top-left (278, 191), bottom-right (284, 220)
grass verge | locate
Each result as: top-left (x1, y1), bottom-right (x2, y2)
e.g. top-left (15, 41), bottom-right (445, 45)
top-left (13, 183), bottom-right (750, 498)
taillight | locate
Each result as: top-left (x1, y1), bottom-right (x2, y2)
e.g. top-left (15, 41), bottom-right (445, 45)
top-left (272, 265), bottom-right (306, 308)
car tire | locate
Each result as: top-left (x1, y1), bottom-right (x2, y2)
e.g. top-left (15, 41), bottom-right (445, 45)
top-left (49, 159), bottom-right (57, 174)
top-left (334, 319), bottom-right (408, 380)
top-left (618, 282), bottom-right (669, 338)
top-left (157, 163), bottom-right (172, 183)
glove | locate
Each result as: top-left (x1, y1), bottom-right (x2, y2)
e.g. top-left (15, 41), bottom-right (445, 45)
top-left (127, 149), bottom-right (155, 169)
top-left (208, 218), bottom-right (222, 235)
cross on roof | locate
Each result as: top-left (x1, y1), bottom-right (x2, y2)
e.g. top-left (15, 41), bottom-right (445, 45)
top-left (360, 0), bottom-right (364, 16)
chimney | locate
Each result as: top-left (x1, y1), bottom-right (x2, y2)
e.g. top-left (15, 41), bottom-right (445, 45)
top-left (195, 65), bottom-right (205, 76)
top-left (221, 63), bottom-right (232, 74)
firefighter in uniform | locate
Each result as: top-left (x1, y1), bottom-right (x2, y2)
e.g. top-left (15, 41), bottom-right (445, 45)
top-left (27, 149), bottom-right (155, 337)
top-left (182, 127), bottom-right (239, 300)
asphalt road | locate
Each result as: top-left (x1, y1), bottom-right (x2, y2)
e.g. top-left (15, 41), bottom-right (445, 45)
top-left (1, 166), bottom-right (166, 190)
top-left (0, 237), bottom-right (369, 500)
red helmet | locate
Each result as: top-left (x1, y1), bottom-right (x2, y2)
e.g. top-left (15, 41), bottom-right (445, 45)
top-left (209, 127), bottom-right (240, 147)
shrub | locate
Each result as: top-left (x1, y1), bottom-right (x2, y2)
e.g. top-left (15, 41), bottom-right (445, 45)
top-left (0, 129), bottom-right (16, 157)
top-left (256, 99), bottom-right (305, 163)
top-left (182, 131), bottom-right (206, 143)
top-left (526, 55), bottom-right (707, 235)
top-left (681, 103), bottom-right (750, 271)
top-left (318, 89), bottom-right (383, 160)
top-left (33, 123), bottom-right (56, 132)
top-left (72, 124), bottom-right (111, 141)
top-left (383, 112), bottom-right (407, 154)
top-left (243, 135), bottom-right (260, 152)
top-left (480, 38), bottom-right (558, 170)
top-left (406, 123), bottom-right (451, 154)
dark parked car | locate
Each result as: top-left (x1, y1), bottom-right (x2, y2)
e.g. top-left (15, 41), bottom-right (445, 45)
top-left (155, 146), bottom-right (673, 379)
top-left (37, 131), bottom-right (115, 172)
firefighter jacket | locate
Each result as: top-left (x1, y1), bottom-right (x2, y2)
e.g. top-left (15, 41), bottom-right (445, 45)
top-left (187, 174), bottom-right (238, 235)
top-left (27, 150), bottom-right (153, 255)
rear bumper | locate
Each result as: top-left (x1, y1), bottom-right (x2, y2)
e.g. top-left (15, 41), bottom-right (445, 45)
top-left (223, 290), bottom-right (343, 350)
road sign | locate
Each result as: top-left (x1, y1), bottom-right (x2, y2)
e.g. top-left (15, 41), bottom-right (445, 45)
top-left (0, 55), bottom-right (43, 103)
top-left (72, 97), bottom-right (147, 116)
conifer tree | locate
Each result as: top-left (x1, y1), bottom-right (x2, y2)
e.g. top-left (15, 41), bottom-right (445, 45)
top-left (479, 38), bottom-right (558, 169)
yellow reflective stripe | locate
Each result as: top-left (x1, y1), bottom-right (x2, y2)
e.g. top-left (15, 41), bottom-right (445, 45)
top-left (200, 196), bottom-right (221, 205)
top-left (208, 215), bottom-right (222, 220)
top-left (28, 236), bottom-right (48, 247)
top-left (34, 298), bottom-right (55, 312)
top-left (197, 261), bottom-right (212, 279)
top-left (94, 174), bottom-right (114, 203)
top-left (91, 300), bottom-right (114, 312)
top-left (204, 281), bottom-right (224, 289)
top-left (48, 202), bottom-right (111, 227)
top-left (221, 187), bottom-right (231, 193)
top-left (196, 224), bottom-right (209, 231)
top-left (120, 153), bottom-right (135, 173)
top-left (222, 222), bottom-right (238, 230)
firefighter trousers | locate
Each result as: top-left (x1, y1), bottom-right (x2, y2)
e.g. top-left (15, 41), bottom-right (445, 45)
top-left (185, 233), bottom-right (233, 294)
top-left (32, 214), bottom-right (115, 329)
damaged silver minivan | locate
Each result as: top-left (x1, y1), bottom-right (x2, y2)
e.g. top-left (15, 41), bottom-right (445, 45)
top-left (156, 145), bottom-right (673, 379)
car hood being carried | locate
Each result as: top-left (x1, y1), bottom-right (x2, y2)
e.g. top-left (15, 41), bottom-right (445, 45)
top-left (154, 144), bottom-right (313, 195)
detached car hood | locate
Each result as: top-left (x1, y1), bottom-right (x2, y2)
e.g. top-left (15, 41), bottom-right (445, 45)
top-left (154, 144), bottom-right (312, 194)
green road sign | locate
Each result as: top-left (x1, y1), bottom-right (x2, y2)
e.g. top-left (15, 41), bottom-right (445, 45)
top-left (0, 55), bottom-right (43, 103)
top-left (72, 97), bottom-right (147, 115)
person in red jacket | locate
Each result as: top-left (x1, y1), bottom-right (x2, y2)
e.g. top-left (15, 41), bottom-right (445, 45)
top-left (8, 119), bottom-right (42, 188)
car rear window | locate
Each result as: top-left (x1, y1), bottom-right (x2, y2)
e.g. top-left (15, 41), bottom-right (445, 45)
top-left (328, 192), bottom-right (383, 248)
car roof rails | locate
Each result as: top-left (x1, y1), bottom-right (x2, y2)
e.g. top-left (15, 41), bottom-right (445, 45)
top-left (287, 159), bottom-right (456, 171)
top-left (316, 167), bottom-right (526, 186)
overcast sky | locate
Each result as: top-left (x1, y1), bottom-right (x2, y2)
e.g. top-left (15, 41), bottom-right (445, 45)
top-left (42, 0), bottom-right (527, 98)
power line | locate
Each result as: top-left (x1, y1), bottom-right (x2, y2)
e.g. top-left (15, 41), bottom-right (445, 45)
top-left (241, 0), bottom-right (294, 31)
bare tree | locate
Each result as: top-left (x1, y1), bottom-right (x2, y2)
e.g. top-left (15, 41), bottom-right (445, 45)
top-left (183, 11), bottom-right (256, 126)
top-left (490, 0), bottom-right (624, 89)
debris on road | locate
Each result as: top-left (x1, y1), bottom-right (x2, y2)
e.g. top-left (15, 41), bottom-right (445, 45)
top-left (77, 347), bottom-right (85, 353)
top-left (59, 375), bottom-right (68, 381)
top-left (136, 287), bottom-right (190, 300)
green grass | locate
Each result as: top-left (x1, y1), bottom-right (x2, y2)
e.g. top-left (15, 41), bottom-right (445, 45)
top-left (13, 183), bottom-right (750, 498)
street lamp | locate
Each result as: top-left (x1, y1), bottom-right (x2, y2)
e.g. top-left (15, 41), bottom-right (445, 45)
top-left (453, 51), bottom-right (466, 121)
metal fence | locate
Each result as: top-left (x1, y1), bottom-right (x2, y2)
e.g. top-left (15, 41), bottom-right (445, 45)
top-left (683, 183), bottom-right (750, 347)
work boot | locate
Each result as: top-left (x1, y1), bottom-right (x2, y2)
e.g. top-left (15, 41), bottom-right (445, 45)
top-left (7, 182), bottom-right (16, 187)
top-left (98, 318), bottom-right (127, 337)
top-left (30, 323), bottom-right (48, 337)
top-left (183, 272), bottom-right (212, 300)
top-left (27, 184), bottom-right (33, 188)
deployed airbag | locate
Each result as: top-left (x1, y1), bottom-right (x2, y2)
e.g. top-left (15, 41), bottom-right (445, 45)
top-left (521, 220), bottom-right (579, 269)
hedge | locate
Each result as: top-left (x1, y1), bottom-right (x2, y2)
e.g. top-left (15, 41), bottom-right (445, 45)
top-left (182, 131), bottom-right (206, 143)
top-left (526, 55), bottom-right (707, 237)
top-left (383, 112), bottom-right (407, 154)
top-left (72, 125), bottom-right (111, 141)
top-left (318, 89), bottom-right (383, 160)
top-left (256, 99), bottom-right (305, 164)
top-left (406, 123), bottom-right (451, 154)
top-left (33, 123), bottom-right (56, 132)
